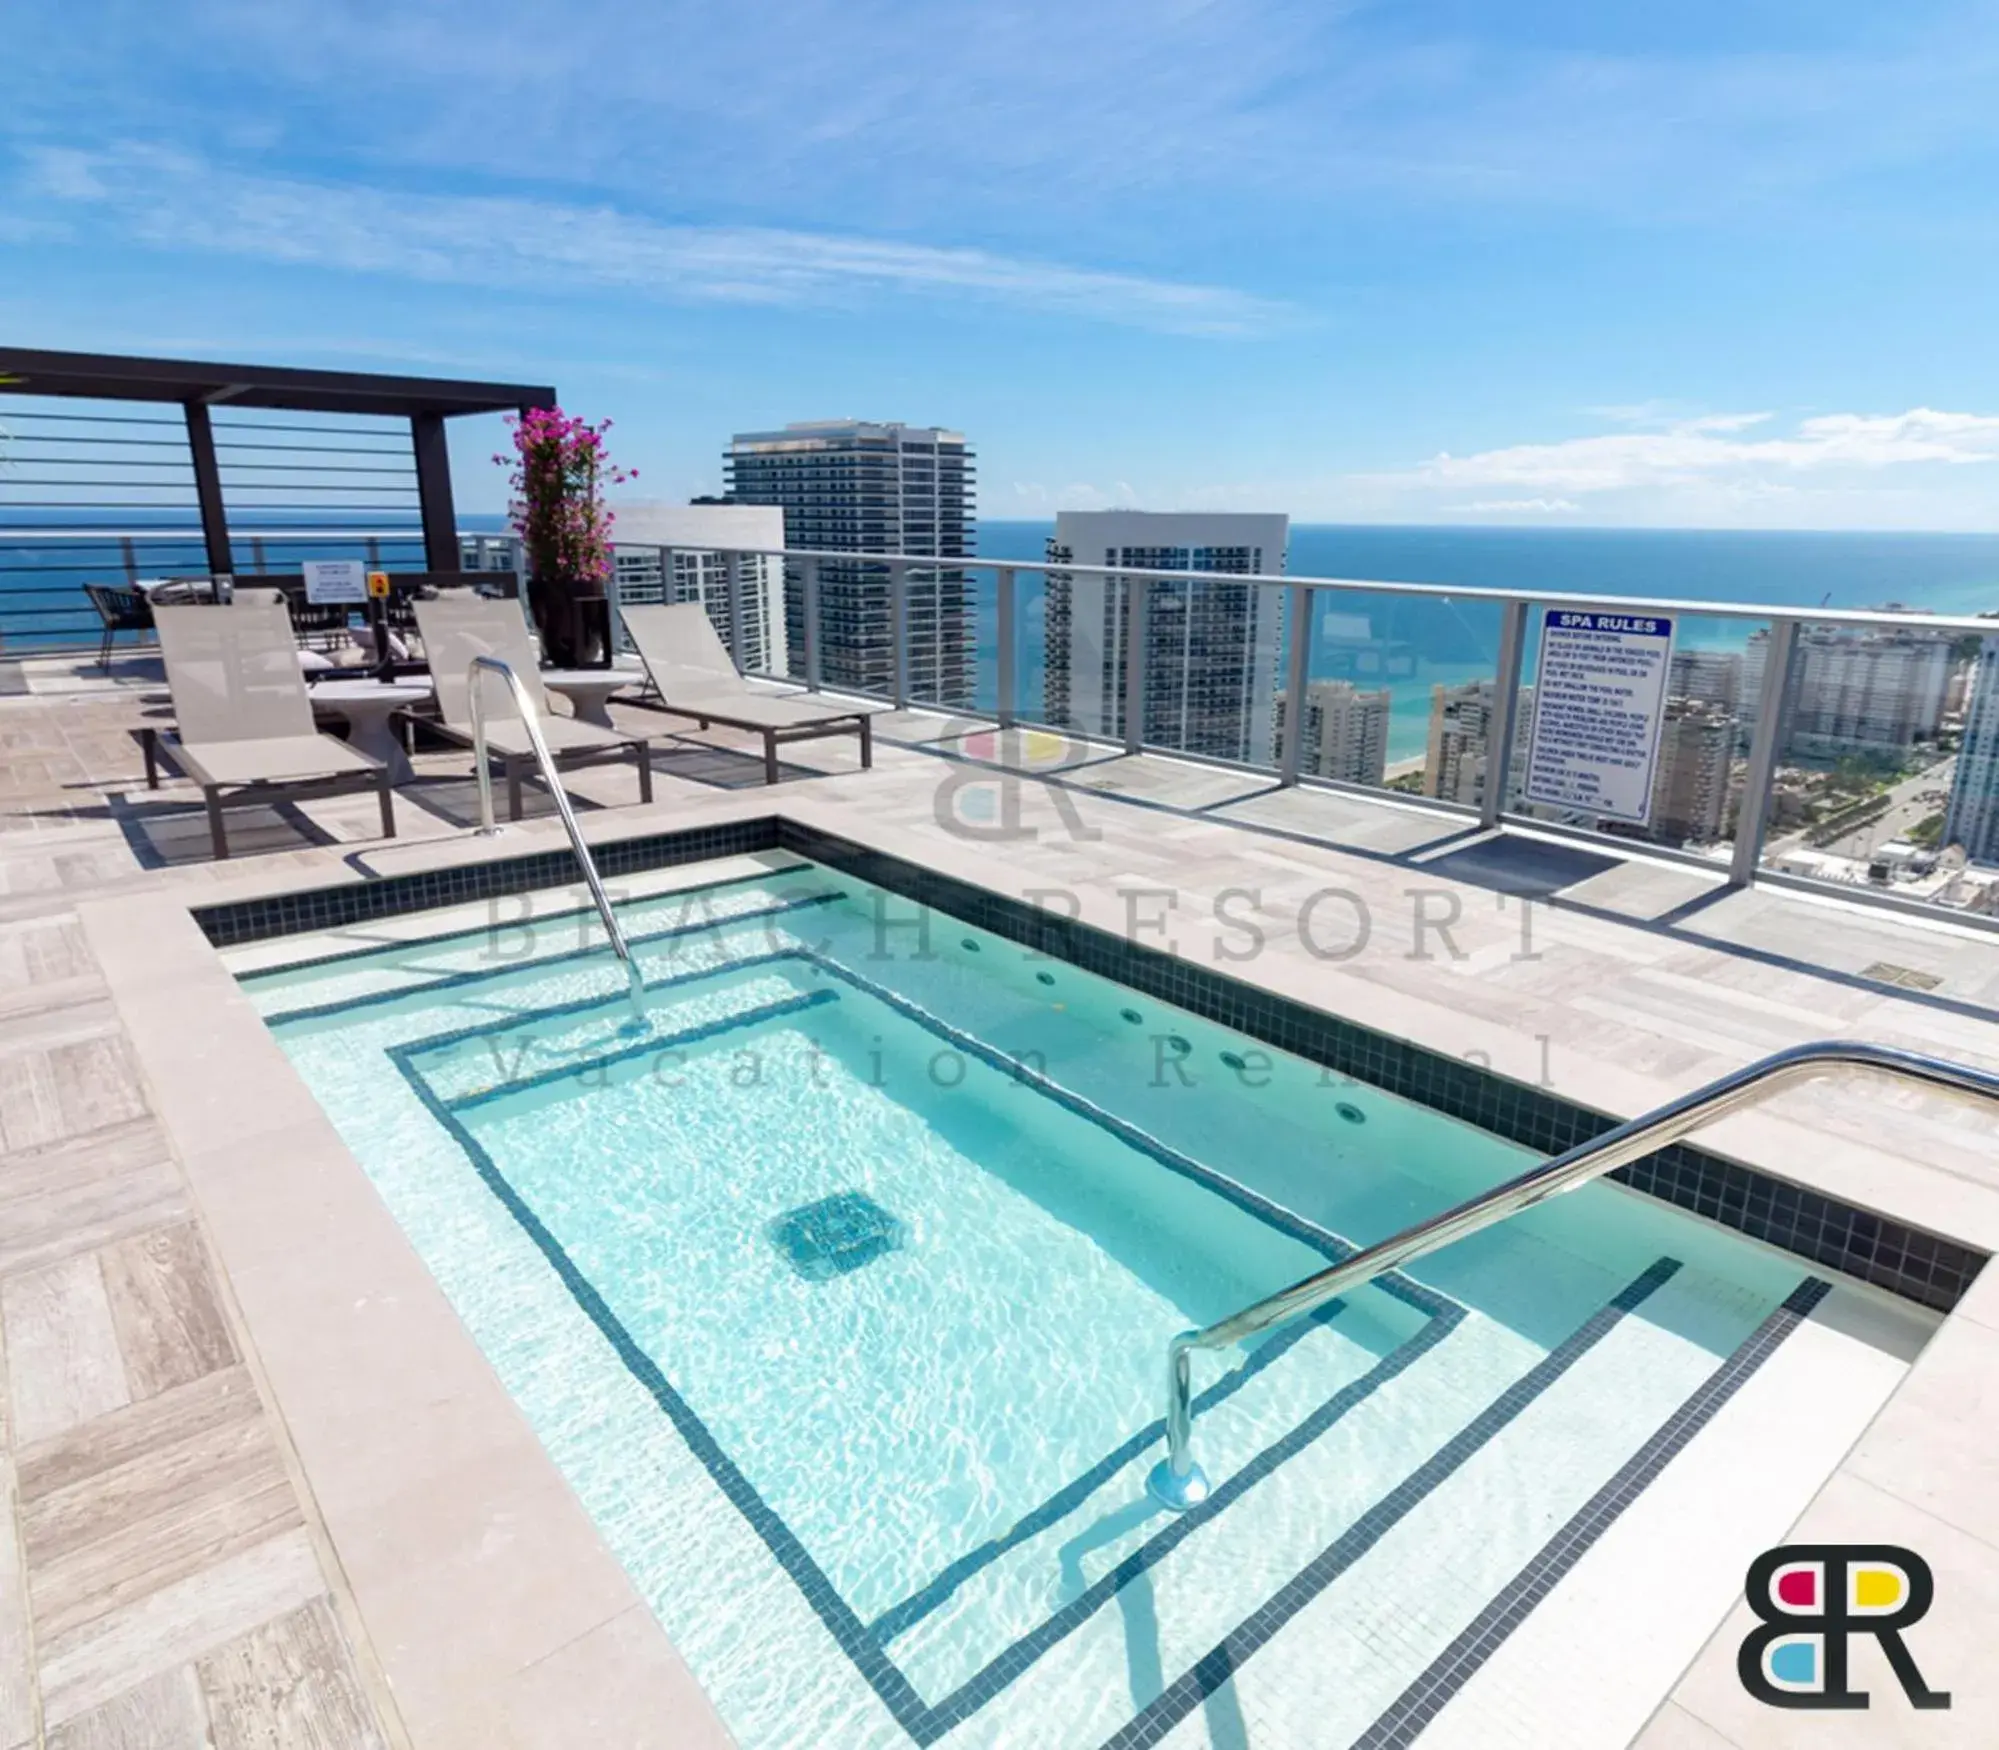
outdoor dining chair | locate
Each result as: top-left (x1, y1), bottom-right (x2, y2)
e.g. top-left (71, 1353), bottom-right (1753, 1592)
top-left (82, 582), bottom-right (154, 670)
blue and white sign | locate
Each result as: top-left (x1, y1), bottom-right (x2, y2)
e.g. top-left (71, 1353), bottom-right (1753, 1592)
top-left (302, 559), bottom-right (367, 606)
top-left (1524, 609), bottom-right (1676, 823)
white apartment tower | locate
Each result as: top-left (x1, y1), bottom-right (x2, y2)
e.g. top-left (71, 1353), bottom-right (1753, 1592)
top-left (1044, 511), bottom-right (1287, 763)
top-left (1423, 679), bottom-right (1529, 811)
top-left (1648, 701), bottom-right (1737, 845)
top-left (724, 421), bottom-right (974, 704)
top-left (607, 502), bottom-right (788, 676)
top-left (1274, 680), bottom-right (1391, 786)
top-left (1745, 626), bottom-right (1952, 758)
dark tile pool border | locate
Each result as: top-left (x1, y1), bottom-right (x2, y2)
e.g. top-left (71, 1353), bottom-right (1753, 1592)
top-left (192, 811), bottom-right (1985, 1310)
top-left (779, 819), bottom-right (1985, 1313)
top-left (192, 816), bottom-right (783, 947)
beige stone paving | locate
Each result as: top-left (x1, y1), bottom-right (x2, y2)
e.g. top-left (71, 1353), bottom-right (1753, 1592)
top-left (2, 657), bottom-right (1997, 1746)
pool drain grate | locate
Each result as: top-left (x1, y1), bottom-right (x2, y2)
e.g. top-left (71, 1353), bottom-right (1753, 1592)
top-left (768, 1191), bottom-right (907, 1282)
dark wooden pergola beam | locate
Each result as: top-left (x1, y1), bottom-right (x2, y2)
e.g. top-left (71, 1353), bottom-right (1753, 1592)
top-left (2, 348), bottom-right (557, 578)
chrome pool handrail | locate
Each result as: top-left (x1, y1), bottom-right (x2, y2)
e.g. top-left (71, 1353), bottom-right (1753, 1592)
top-left (1148, 1039), bottom-right (1999, 1511)
top-left (467, 653), bottom-right (645, 1011)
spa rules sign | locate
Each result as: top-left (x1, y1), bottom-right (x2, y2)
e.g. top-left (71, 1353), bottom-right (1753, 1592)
top-left (1524, 609), bottom-right (1676, 824)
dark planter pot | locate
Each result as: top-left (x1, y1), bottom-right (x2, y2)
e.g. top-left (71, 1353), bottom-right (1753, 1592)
top-left (527, 573), bottom-right (609, 668)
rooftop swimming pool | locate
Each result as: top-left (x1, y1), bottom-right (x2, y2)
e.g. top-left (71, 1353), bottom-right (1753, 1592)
top-left (236, 852), bottom-right (1930, 1749)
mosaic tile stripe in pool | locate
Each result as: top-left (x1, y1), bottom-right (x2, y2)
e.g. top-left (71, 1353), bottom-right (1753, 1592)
top-left (1346, 1276), bottom-right (1833, 1750)
top-left (381, 997), bottom-right (1700, 1745)
top-left (1093, 1258), bottom-right (1685, 1750)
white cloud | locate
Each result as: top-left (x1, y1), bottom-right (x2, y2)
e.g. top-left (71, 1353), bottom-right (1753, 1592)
top-left (1454, 498), bottom-right (1581, 514)
top-left (18, 145), bottom-right (1285, 337)
top-left (1400, 408), bottom-right (1999, 496)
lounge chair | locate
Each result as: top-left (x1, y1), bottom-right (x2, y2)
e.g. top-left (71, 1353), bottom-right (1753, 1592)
top-left (147, 601), bottom-right (395, 860)
top-left (619, 603), bottom-right (882, 784)
top-left (409, 596), bottom-right (654, 821)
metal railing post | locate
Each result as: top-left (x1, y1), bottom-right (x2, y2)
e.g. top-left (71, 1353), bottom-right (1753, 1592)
top-left (725, 550), bottom-right (746, 673)
top-left (890, 560), bottom-right (909, 709)
top-left (1122, 572), bottom-right (1147, 755)
top-left (802, 557), bottom-right (822, 691)
top-left (467, 654), bottom-right (646, 1014)
top-left (996, 565), bottom-right (1017, 730)
top-left (1482, 599), bottom-right (1531, 830)
top-left (119, 537), bottom-right (138, 586)
top-left (1731, 617), bottom-right (1799, 888)
top-left (606, 552), bottom-right (627, 658)
top-left (1278, 582), bottom-right (1312, 784)
top-left (1148, 1038), bottom-right (1999, 1511)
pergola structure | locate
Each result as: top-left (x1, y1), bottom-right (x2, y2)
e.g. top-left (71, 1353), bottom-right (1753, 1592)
top-left (0, 347), bottom-right (557, 576)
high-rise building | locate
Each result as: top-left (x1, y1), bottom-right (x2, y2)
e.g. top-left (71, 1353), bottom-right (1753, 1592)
top-left (1648, 701), bottom-right (1737, 845)
top-left (1043, 511), bottom-right (1287, 763)
top-left (607, 502), bottom-right (788, 676)
top-left (1274, 680), bottom-right (1390, 786)
top-left (723, 421), bottom-right (974, 704)
top-left (1423, 679), bottom-right (1530, 811)
top-left (1745, 626), bottom-right (1952, 758)
top-left (1668, 649), bottom-right (1744, 714)
top-left (1945, 637), bottom-right (1999, 866)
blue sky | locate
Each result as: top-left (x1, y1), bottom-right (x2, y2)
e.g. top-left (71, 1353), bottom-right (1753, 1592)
top-left (7, 0), bottom-right (1999, 527)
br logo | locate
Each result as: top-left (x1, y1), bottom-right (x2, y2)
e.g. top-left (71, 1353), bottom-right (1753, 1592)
top-left (1737, 1546), bottom-right (1949, 1710)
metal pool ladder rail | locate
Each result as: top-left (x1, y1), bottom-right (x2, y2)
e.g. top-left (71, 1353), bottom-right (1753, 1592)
top-left (467, 653), bottom-right (646, 1013)
top-left (1148, 1039), bottom-right (1999, 1511)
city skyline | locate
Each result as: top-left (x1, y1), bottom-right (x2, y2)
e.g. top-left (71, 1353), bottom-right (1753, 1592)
top-left (9, 3), bottom-right (1999, 530)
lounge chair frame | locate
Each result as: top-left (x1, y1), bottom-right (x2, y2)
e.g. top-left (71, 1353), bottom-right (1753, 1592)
top-left (148, 602), bottom-right (396, 860)
top-left (617, 603), bottom-right (879, 784)
top-left (406, 597), bottom-right (653, 820)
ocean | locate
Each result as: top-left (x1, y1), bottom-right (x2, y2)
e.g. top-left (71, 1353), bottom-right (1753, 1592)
top-left (968, 523), bottom-right (1999, 762)
top-left (5, 515), bottom-right (1995, 763)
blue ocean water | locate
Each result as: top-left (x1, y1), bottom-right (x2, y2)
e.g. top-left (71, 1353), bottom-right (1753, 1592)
top-left (968, 522), bottom-right (1999, 760)
top-left (8, 509), bottom-right (1995, 762)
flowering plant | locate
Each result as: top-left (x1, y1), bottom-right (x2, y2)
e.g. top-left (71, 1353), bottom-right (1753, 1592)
top-left (496, 407), bottom-right (635, 585)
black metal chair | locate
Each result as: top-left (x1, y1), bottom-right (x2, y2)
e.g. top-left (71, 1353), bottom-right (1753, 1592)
top-left (82, 583), bottom-right (154, 670)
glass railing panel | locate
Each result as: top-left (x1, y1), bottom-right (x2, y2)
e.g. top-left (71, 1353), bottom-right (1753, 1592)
top-left (809, 557), bottom-right (898, 702)
top-left (1031, 561), bottom-right (1124, 747)
top-left (1754, 617), bottom-right (1982, 918)
top-left (1296, 585), bottom-right (1507, 798)
top-left (905, 561), bottom-right (986, 715)
top-left (1502, 603), bottom-right (1762, 857)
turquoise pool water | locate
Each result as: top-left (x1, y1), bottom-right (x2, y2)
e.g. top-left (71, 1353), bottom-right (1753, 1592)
top-left (243, 857), bottom-right (1828, 1748)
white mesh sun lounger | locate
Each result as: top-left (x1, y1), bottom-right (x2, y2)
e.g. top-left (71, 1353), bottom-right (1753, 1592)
top-left (409, 596), bottom-right (654, 820)
top-left (620, 602), bottom-right (882, 784)
top-left (147, 600), bottom-right (395, 860)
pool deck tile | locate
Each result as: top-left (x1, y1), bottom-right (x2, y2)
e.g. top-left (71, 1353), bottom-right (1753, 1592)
top-left (3, 664), bottom-right (1998, 1745)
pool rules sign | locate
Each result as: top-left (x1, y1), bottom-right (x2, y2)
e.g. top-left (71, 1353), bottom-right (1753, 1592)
top-left (1523, 609), bottom-right (1676, 824)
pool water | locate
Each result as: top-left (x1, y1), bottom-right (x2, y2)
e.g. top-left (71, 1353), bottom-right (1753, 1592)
top-left (241, 855), bottom-right (1880, 1749)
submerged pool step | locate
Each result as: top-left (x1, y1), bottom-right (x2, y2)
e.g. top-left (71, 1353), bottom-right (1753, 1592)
top-left (401, 955), bottom-right (838, 1110)
top-left (862, 1255), bottom-right (1818, 1747)
top-left (251, 879), bottom-right (846, 1025)
top-left (1001, 1261), bottom-right (1829, 1749)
